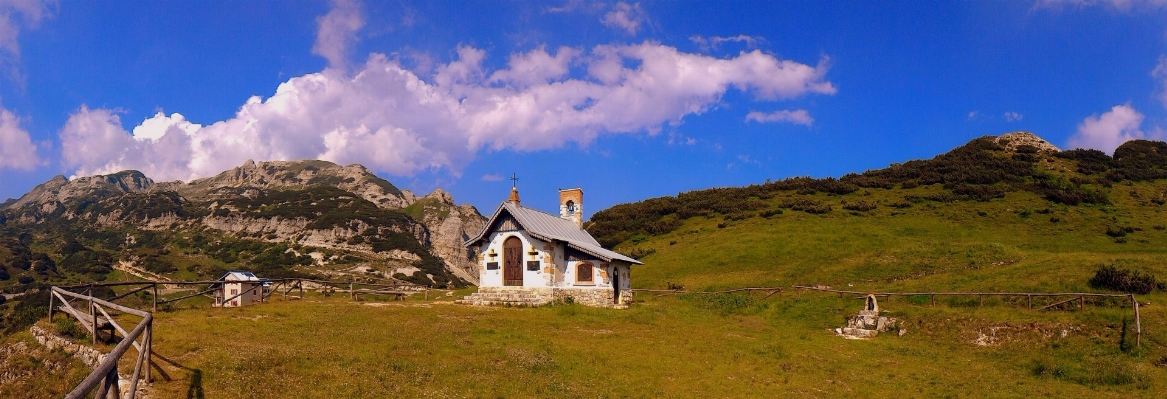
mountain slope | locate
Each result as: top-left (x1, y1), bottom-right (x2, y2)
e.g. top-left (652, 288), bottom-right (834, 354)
top-left (0, 160), bottom-right (485, 297)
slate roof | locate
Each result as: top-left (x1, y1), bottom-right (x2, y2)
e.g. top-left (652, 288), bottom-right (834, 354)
top-left (466, 201), bottom-right (643, 265)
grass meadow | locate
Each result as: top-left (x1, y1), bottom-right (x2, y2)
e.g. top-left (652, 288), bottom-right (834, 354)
top-left (130, 289), bottom-right (1163, 398)
top-left (13, 178), bottom-right (1167, 398)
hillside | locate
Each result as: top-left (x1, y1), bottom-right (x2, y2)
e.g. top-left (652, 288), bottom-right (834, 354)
top-left (0, 159), bottom-right (485, 332)
top-left (4, 132), bottom-right (1167, 397)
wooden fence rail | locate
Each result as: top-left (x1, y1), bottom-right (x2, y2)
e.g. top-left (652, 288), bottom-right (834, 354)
top-left (49, 287), bottom-right (152, 399)
top-left (44, 276), bottom-right (438, 398)
top-left (792, 285), bottom-right (1142, 346)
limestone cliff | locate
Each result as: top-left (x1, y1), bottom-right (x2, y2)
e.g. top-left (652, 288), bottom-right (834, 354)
top-left (0, 160), bottom-right (485, 287)
top-left (406, 189), bottom-right (486, 285)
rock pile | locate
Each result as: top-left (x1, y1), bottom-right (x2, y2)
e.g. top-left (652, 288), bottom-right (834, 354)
top-left (835, 294), bottom-right (898, 339)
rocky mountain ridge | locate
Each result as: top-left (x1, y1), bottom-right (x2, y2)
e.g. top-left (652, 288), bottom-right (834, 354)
top-left (0, 160), bottom-right (486, 287)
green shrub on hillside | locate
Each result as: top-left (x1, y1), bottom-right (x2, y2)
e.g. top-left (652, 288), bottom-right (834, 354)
top-left (1088, 265), bottom-right (1163, 294)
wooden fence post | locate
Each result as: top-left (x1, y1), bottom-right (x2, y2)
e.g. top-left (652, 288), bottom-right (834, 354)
top-left (144, 320), bottom-right (152, 383)
top-left (1027, 294), bottom-right (1032, 310)
top-left (152, 283), bottom-right (158, 312)
top-left (89, 298), bottom-right (97, 345)
top-left (1132, 294), bottom-right (1142, 348)
top-left (106, 362), bottom-right (119, 399)
top-left (48, 291), bottom-right (54, 321)
top-left (1079, 295), bottom-right (1084, 311)
top-left (979, 294), bottom-right (983, 307)
top-left (930, 294), bottom-right (935, 306)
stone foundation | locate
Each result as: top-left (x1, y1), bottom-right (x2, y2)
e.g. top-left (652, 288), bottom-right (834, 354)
top-left (457, 286), bottom-right (633, 309)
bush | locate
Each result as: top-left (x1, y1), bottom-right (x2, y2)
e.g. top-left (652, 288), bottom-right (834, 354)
top-left (760, 209), bottom-right (783, 218)
top-left (626, 247), bottom-right (656, 259)
top-left (54, 317), bottom-right (88, 340)
top-left (841, 200), bottom-right (877, 212)
top-left (779, 198), bottom-right (832, 214)
top-left (1088, 264), bottom-right (1163, 294)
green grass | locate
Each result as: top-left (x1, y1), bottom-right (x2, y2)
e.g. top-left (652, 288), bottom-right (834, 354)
top-left (128, 292), bottom-right (1164, 398)
top-left (620, 184), bottom-right (1167, 293)
top-left (9, 142), bottom-right (1167, 397)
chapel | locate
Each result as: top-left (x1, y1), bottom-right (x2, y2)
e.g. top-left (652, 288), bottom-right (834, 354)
top-left (457, 186), bottom-right (642, 308)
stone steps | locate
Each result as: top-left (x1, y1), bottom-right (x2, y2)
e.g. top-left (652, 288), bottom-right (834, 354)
top-left (457, 288), bottom-right (552, 307)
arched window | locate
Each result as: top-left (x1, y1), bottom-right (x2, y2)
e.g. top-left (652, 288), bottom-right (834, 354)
top-left (565, 200), bottom-right (576, 215)
top-left (576, 262), bottom-right (593, 283)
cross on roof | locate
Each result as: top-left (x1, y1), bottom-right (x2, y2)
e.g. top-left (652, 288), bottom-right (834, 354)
top-left (510, 173), bottom-right (518, 188)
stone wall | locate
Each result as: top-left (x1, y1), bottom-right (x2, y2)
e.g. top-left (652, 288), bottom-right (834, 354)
top-left (30, 325), bottom-right (105, 368)
top-left (552, 287), bottom-right (633, 309)
top-left (459, 286), bottom-right (634, 309)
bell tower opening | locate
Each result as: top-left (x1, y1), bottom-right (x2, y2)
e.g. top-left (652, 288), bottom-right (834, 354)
top-left (559, 188), bottom-right (583, 227)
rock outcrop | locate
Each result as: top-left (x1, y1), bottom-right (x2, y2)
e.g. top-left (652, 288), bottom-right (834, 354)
top-left (2, 171), bottom-right (154, 211)
top-left (994, 131), bottom-right (1060, 153)
top-left (411, 189), bottom-right (486, 284)
top-left (180, 159), bottom-right (416, 208)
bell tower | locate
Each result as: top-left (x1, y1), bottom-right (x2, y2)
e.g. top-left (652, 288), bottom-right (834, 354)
top-left (559, 188), bottom-right (583, 227)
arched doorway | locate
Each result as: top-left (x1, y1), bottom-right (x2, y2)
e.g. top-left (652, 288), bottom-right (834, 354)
top-left (503, 236), bottom-right (523, 286)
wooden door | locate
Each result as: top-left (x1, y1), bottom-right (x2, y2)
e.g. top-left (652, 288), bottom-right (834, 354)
top-left (612, 267), bottom-right (620, 304)
top-left (503, 236), bottom-right (523, 286)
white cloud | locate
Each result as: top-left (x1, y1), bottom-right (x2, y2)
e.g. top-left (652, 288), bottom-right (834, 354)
top-left (601, 2), bottom-right (645, 35)
top-left (1153, 56), bottom-right (1167, 109)
top-left (312, 0), bottom-right (364, 69)
top-left (487, 46), bottom-right (580, 88)
top-left (0, 106), bottom-right (38, 170)
top-left (480, 173), bottom-right (503, 181)
top-left (745, 109), bottom-right (814, 126)
top-left (1066, 104), bottom-right (1164, 154)
top-left (1004, 111), bottom-right (1023, 122)
top-left (544, 0), bottom-right (605, 14)
top-left (967, 111), bottom-right (980, 120)
top-left (1033, 0), bottom-right (1167, 10)
top-left (690, 35), bottom-right (762, 51)
top-left (59, 41), bottom-right (835, 182)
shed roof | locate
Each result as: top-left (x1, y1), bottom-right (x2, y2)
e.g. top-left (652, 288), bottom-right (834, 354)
top-left (466, 202), bottom-right (643, 265)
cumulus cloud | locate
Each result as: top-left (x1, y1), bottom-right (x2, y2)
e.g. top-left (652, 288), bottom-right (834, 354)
top-left (1154, 56), bottom-right (1167, 109)
top-left (487, 46), bottom-right (580, 88)
top-left (312, 0), bottom-right (364, 69)
top-left (1033, 0), bottom-right (1167, 10)
top-left (59, 40), bottom-right (835, 182)
top-left (1066, 104), bottom-right (1164, 154)
top-left (601, 2), bottom-right (645, 35)
top-left (1004, 111), bottom-right (1023, 122)
top-left (745, 109), bottom-right (814, 126)
top-left (0, 0), bottom-right (54, 83)
top-left (480, 173), bottom-right (503, 181)
top-left (0, 107), bottom-right (38, 170)
top-left (690, 35), bottom-right (762, 51)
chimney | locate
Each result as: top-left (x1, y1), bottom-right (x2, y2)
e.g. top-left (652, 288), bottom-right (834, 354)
top-left (559, 188), bottom-right (583, 227)
top-left (508, 186), bottom-right (521, 205)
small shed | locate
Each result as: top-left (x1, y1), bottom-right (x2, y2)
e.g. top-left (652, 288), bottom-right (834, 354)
top-left (215, 270), bottom-right (263, 307)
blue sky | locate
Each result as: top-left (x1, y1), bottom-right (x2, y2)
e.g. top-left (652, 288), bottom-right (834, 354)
top-left (0, 0), bottom-right (1165, 216)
